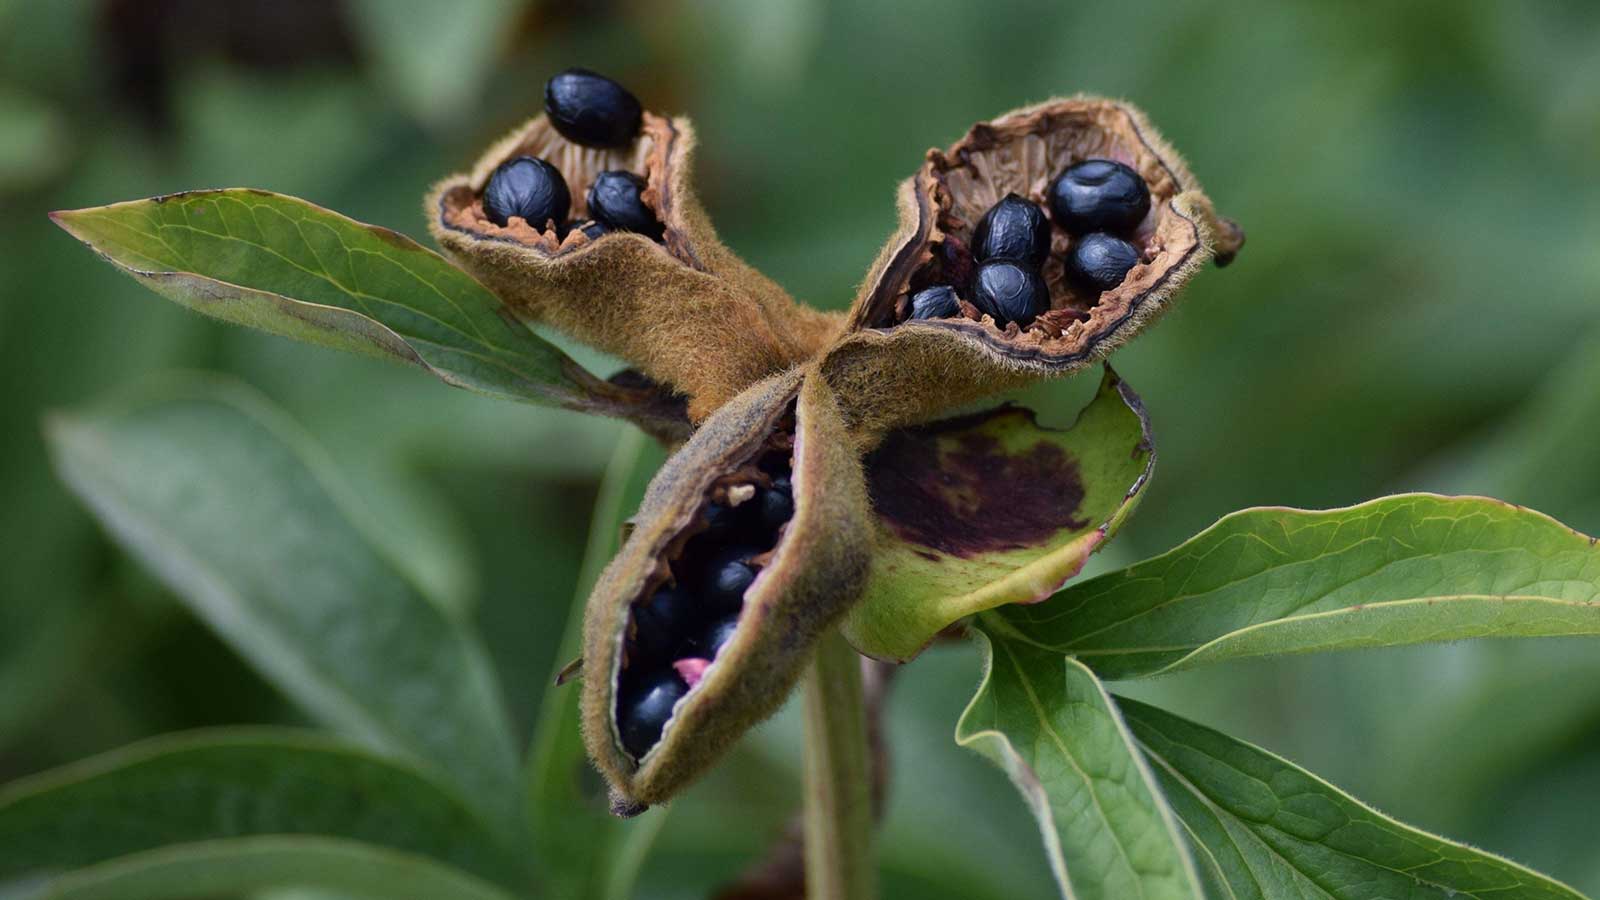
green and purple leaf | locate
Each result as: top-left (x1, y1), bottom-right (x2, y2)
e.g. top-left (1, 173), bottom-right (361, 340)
top-left (993, 494), bottom-right (1600, 679)
top-left (49, 190), bottom-right (686, 437)
top-left (843, 367), bottom-right (1154, 662)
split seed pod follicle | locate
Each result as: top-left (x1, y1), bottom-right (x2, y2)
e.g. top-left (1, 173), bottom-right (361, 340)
top-left (430, 75), bottom-right (1238, 811)
top-left (429, 98), bottom-right (843, 421)
top-left (580, 368), bottom-right (870, 810)
top-left (824, 96), bottom-right (1244, 438)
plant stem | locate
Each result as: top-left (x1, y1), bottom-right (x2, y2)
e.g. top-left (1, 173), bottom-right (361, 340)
top-left (802, 628), bottom-right (876, 900)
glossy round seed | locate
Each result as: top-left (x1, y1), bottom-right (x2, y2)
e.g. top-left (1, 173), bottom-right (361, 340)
top-left (909, 285), bottom-right (960, 320)
top-left (972, 193), bottom-right (1050, 266)
top-left (702, 502), bottom-right (740, 540)
top-left (697, 614), bottom-right (740, 660)
top-left (618, 669), bottom-right (688, 757)
top-left (483, 156), bottom-right (571, 229)
top-left (544, 68), bottom-right (643, 149)
top-left (971, 260), bottom-right (1048, 327)
top-left (1048, 159), bottom-right (1151, 235)
top-left (758, 476), bottom-right (793, 531)
top-left (701, 545), bottom-right (759, 613)
top-left (587, 171), bottom-right (664, 240)
top-left (631, 586), bottom-right (698, 662)
top-left (1066, 232), bottom-right (1141, 293)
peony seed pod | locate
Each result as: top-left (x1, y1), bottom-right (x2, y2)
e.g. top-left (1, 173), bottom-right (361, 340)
top-left (580, 367), bottom-right (871, 810)
top-left (821, 96), bottom-right (1244, 437)
top-left (429, 106), bottom-right (843, 421)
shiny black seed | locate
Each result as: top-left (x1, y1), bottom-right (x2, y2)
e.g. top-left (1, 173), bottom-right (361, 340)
top-left (909, 285), bottom-right (960, 320)
top-left (631, 586), bottom-right (699, 662)
top-left (544, 68), bottom-right (643, 149)
top-left (1048, 159), bottom-right (1151, 235)
top-left (1066, 232), bottom-right (1140, 293)
top-left (587, 171), bottom-right (665, 240)
top-left (972, 193), bottom-right (1050, 266)
top-left (617, 669), bottom-right (687, 757)
top-left (758, 475), bottom-right (794, 531)
top-left (971, 260), bottom-right (1048, 327)
top-left (700, 545), bottom-right (759, 613)
top-left (482, 156), bottom-right (570, 229)
top-left (704, 499), bottom-right (739, 534)
top-left (696, 614), bottom-right (740, 660)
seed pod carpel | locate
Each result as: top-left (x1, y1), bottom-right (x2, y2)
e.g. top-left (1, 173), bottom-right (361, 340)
top-left (581, 368), bottom-right (871, 809)
top-left (430, 110), bottom-right (845, 420)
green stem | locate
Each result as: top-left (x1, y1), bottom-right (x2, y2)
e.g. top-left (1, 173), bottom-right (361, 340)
top-left (802, 628), bottom-right (877, 900)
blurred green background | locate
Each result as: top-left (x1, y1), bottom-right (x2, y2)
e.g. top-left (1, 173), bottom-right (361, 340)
top-left (4, 0), bottom-right (1600, 896)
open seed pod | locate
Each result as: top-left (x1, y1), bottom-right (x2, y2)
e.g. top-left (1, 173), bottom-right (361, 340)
top-left (822, 96), bottom-right (1244, 437)
top-left (580, 366), bottom-right (871, 811)
top-left (430, 109), bottom-right (843, 421)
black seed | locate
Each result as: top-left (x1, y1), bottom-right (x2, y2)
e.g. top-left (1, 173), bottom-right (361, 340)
top-left (758, 475), bottom-right (794, 531)
top-left (909, 285), bottom-right (960, 320)
top-left (587, 171), bottom-right (665, 240)
top-left (971, 260), bottom-right (1048, 327)
top-left (631, 586), bottom-right (699, 662)
top-left (972, 193), bottom-right (1050, 266)
top-left (617, 668), bottom-right (687, 757)
top-left (1048, 159), bottom-right (1151, 235)
top-left (544, 68), bottom-right (643, 149)
top-left (696, 614), bottom-right (740, 660)
top-left (483, 156), bottom-right (570, 229)
top-left (700, 545), bottom-right (759, 613)
top-left (1066, 232), bottom-right (1140, 293)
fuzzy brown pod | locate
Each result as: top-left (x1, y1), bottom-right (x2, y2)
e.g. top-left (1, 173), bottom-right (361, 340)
top-left (580, 367), bottom-right (871, 811)
top-left (822, 96), bottom-right (1245, 437)
top-left (429, 113), bottom-right (843, 421)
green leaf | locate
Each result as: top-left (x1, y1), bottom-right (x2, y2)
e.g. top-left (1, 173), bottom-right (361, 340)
top-left (49, 190), bottom-right (687, 435)
top-left (0, 730), bottom-right (524, 891)
top-left (44, 377), bottom-right (522, 835)
top-left (997, 493), bottom-right (1600, 679)
top-left (42, 837), bottom-right (516, 900)
top-left (525, 429), bottom-right (670, 899)
top-left (843, 367), bottom-right (1155, 662)
top-left (1120, 698), bottom-right (1588, 900)
top-left (957, 626), bottom-right (1203, 900)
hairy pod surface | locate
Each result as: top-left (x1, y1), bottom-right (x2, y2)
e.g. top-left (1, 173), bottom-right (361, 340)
top-left (580, 368), bottom-right (871, 810)
top-left (429, 111), bottom-right (843, 421)
top-left (823, 96), bottom-right (1244, 437)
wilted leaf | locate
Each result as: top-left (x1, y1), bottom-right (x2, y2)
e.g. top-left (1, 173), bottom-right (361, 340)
top-left (50, 190), bottom-right (686, 437)
top-left (844, 368), bottom-right (1154, 662)
top-left (0, 729), bottom-right (525, 892)
top-left (44, 378), bottom-right (522, 834)
top-left (1121, 698), bottom-right (1587, 900)
top-left (998, 494), bottom-right (1600, 679)
top-left (956, 627), bottom-right (1202, 900)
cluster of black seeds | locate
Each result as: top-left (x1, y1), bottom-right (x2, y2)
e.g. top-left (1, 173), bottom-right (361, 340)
top-left (479, 68), bottom-right (665, 243)
top-left (615, 418), bottom-right (798, 759)
top-left (905, 158), bottom-right (1151, 330)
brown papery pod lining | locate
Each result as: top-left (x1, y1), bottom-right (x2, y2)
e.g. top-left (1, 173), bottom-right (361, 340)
top-left (429, 113), bottom-right (844, 421)
top-left (823, 96), bottom-right (1244, 438)
top-left (580, 367), bottom-right (871, 810)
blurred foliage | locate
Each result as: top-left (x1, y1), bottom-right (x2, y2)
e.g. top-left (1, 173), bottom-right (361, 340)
top-left (3, 0), bottom-right (1599, 895)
